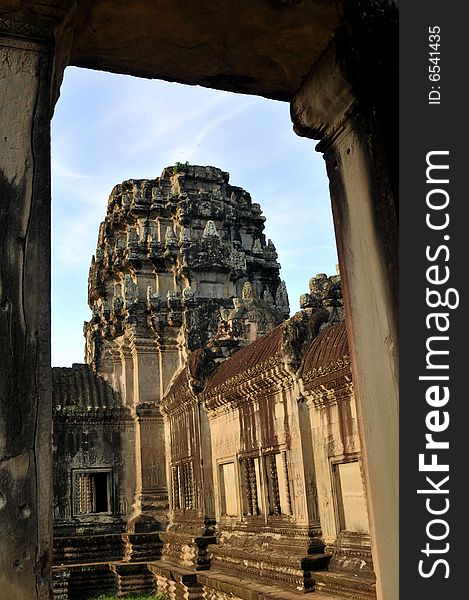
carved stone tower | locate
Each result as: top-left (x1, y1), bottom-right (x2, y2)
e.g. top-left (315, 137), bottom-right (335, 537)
top-left (83, 164), bottom-right (289, 557)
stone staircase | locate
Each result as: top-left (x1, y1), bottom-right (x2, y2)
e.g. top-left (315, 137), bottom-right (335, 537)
top-left (52, 556), bottom-right (376, 599)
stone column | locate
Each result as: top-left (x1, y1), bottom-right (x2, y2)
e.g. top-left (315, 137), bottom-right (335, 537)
top-left (159, 339), bottom-right (181, 398)
top-left (0, 18), bottom-right (55, 600)
top-left (292, 394), bottom-right (320, 525)
top-left (131, 334), bottom-right (162, 405)
top-left (124, 332), bottom-right (167, 560)
top-left (110, 345), bottom-right (123, 395)
top-left (291, 10), bottom-right (398, 599)
top-left (119, 343), bottom-right (135, 406)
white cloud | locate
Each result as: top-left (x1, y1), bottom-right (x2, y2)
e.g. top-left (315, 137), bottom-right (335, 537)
top-left (127, 90), bottom-right (231, 154)
top-left (51, 158), bottom-right (90, 180)
top-left (164, 100), bottom-right (259, 163)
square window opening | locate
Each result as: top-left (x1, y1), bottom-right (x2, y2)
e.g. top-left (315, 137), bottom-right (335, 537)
top-left (333, 460), bottom-right (369, 533)
top-left (73, 470), bottom-right (111, 515)
top-left (219, 462), bottom-right (238, 517)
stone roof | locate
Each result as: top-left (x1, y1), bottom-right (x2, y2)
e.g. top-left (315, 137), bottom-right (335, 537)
top-left (204, 323), bottom-right (284, 392)
top-left (162, 278), bottom-right (347, 411)
top-left (164, 308), bottom-right (345, 398)
top-left (300, 321), bottom-right (348, 372)
top-left (199, 314), bottom-right (349, 399)
top-left (165, 366), bottom-right (190, 400)
top-left (299, 321), bottom-right (351, 388)
top-left (52, 364), bottom-right (123, 415)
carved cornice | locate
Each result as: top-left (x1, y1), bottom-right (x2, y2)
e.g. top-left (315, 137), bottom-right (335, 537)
top-left (0, 17), bottom-right (52, 42)
top-left (161, 380), bottom-right (192, 414)
top-left (302, 354), bottom-right (351, 387)
top-left (52, 408), bottom-right (131, 426)
top-left (303, 371), bottom-right (353, 410)
top-left (162, 388), bottom-right (199, 418)
top-left (221, 527), bottom-right (323, 549)
top-left (128, 332), bottom-right (159, 355)
top-left (291, 0), bottom-right (397, 156)
top-left (202, 351), bottom-right (286, 408)
top-left (135, 402), bottom-right (163, 419)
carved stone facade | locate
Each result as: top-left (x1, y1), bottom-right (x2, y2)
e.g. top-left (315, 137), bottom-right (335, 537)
top-left (51, 165), bottom-right (376, 599)
top-left (78, 165), bottom-right (287, 559)
top-left (51, 166), bottom-right (379, 600)
top-left (52, 365), bottom-right (135, 598)
top-left (84, 164), bottom-right (288, 379)
top-left (160, 274), bottom-right (376, 598)
top-left (0, 5), bottom-right (398, 599)
top-left (52, 165), bottom-right (302, 597)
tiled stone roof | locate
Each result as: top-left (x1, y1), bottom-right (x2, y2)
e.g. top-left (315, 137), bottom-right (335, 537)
top-left (52, 364), bottom-right (122, 414)
top-left (205, 322), bottom-right (285, 392)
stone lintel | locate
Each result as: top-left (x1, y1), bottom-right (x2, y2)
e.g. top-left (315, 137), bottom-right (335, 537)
top-left (58, 0), bottom-right (341, 102)
top-left (0, 15), bottom-right (53, 44)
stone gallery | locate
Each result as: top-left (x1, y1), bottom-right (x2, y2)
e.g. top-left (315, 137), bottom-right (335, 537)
top-left (0, 2), bottom-right (398, 599)
top-left (51, 165), bottom-right (375, 599)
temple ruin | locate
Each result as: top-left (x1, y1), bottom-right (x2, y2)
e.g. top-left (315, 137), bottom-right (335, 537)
top-left (50, 165), bottom-right (375, 599)
top-left (0, 3), bottom-right (398, 598)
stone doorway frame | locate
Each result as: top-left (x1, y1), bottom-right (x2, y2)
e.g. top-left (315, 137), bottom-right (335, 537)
top-left (0, 2), bottom-right (398, 599)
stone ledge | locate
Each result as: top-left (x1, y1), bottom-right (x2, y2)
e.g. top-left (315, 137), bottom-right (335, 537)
top-left (53, 559), bottom-right (366, 600)
top-left (149, 561), bottom-right (346, 599)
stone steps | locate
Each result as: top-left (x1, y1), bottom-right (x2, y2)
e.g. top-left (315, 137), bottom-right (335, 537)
top-left (211, 547), bottom-right (332, 592)
top-left (67, 564), bottom-right (117, 599)
top-left (111, 562), bottom-right (156, 596)
top-left (122, 532), bottom-right (164, 561)
top-left (52, 558), bottom-right (375, 600)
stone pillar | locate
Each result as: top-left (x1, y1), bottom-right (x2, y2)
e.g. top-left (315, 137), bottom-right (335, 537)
top-left (131, 335), bottom-right (162, 405)
top-left (138, 405), bottom-right (167, 520)
top-left (293, 394), bottom-right (320, 525)
top-left (110, 345), bottom-right (123, 395)
top-left (124, 332), bottom-right (167, 560)
top-left (291, 10), bottom-right (398, 598)
top-left (0, 17), bottom-right (56, 600)
top-left (119, 343), bottom-right (135, 406)
top-left (159, 339), bottom-right (181, 398)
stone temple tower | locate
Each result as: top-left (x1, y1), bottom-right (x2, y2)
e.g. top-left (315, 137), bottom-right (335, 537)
top-left (82, 164), bottom-right (289, 552)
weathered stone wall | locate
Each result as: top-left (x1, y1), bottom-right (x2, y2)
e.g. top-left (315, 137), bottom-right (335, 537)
top-left (159, 275), bottom-right (375, 596)
top-left (291, 6), bottom-right (399, 593)
top-left (199, 312), bottom-right (327, 592)
top-left (0, 22), bottom-right (54, 600)
top-left (52, 365), bottom-right (133, 565)
top-left (300, 322), bottom-right (374, 584)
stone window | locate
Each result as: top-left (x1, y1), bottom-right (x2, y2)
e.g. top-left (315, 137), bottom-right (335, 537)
top-left (239, 457), bottom-right (262, 516)
top-left (264, 452), bottom-right (292, 516)
top-left (73, 470), bottom-right (111, 515)
top-left (171, 460), bottom-right (195, 511)
top-left (171, 465), bottom-right (181, 510)
top-left (334, 460), bottom-right (369, 533)
top-left (181, 461), bottom-right (195, 510)
top-left (219, 462), bottom-right (238, 516)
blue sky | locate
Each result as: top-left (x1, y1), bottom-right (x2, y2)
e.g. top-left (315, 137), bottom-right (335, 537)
top-left (51, 67), bottom-right (337, 367)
